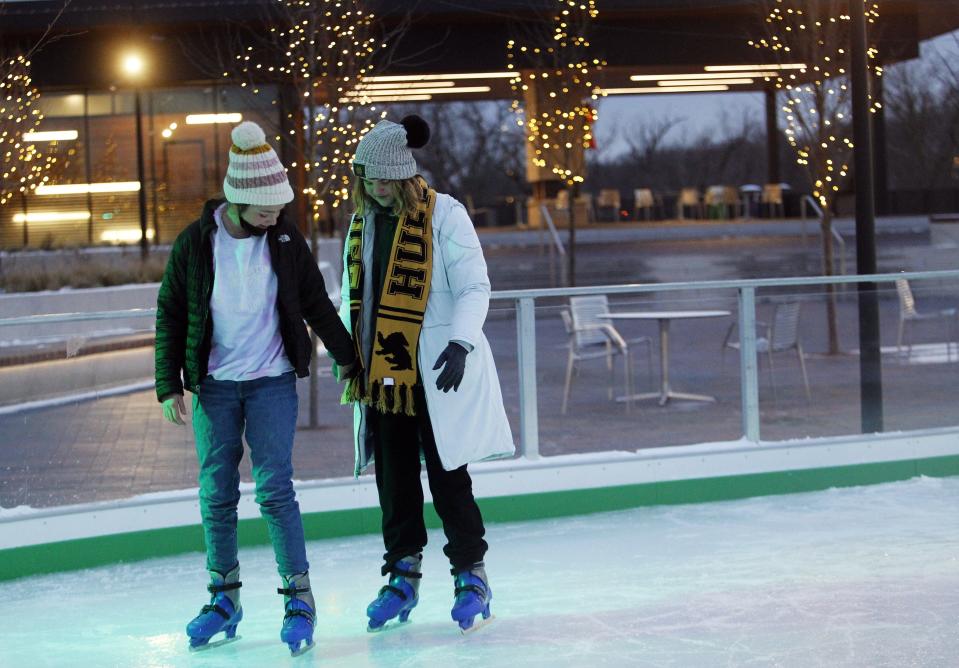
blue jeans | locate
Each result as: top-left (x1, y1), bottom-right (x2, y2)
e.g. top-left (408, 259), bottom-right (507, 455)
top-left (192, 371), bottom-right (307, 576)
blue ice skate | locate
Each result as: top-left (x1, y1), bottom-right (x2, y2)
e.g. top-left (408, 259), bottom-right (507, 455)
top-left (451, 564), bottom-right (493, 633)
top-left (366, 555), bottom-right (422, 632)
top-left (278, 572), bottom-right (316, 656)
top-left (186, 567), bottom-right (243, 651)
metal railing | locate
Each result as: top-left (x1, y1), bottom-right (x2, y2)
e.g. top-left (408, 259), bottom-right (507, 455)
top-left (495, 269), bottom-right (959, 457)
top-left (538, 203), bottom-right (568, 287)
top-left (3, 269), bottom-right (959, 459)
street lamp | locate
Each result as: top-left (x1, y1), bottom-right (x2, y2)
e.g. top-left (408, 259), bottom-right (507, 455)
top-left (120, 51), bottom-right (149, 260)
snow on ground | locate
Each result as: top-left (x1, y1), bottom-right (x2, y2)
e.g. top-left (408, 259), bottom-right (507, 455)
top-left (1, 475), bottom-right (956, 667)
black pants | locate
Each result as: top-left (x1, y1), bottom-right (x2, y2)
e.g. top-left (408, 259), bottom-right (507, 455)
top-left (369, 385), bottom-right (488, 574)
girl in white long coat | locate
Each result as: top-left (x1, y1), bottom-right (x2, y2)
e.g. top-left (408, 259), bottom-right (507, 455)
top-left (338, 115), bottom-right (514, 633)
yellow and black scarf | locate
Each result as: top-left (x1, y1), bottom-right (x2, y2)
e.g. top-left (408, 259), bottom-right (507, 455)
top-left (341, 178), bottom-right (436, 415)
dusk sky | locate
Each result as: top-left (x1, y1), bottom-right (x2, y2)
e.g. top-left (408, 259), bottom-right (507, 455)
top-left (592, 28), bottom-right (959, 160)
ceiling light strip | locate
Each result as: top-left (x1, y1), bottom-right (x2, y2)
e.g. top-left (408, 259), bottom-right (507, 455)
top-left (658, 78), bottom-right (754, 87)
top-left (346, 86), bottom-right (491, 97)
top-left (704, 63), bottom-right (806, 72)
top-left (22, 130), bottom-right (79, 142)
top-left (339, 95), bottom-right (434, 103)
top-left (35, 182), bottom-right (141, 195)
top-left (631, 72), bottom-right (770, 82)
top-left (362, 72), bottom-right (515, 83)
top-left (185, 113), bottom-right (243, 125)
top-left (354, 81), bottom-right (456, 90)
top-left (12, 211), bottom-right (91, 223)
top-left (599, 85), bottom-right (731, 95)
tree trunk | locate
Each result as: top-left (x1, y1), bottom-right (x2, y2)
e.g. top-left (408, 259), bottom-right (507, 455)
top-left (820, 209), bottom-right (840, 355)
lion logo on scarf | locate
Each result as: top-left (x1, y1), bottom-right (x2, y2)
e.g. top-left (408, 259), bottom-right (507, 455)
top-left (376, 332), bottom-right (413, 371)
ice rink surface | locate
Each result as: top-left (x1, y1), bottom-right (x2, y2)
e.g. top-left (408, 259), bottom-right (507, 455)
top-left (1, 475), bottom-right (957, 667)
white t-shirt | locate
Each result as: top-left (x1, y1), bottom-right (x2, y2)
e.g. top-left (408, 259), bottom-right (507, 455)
top-left (208, 204), bottom-right (294, 381)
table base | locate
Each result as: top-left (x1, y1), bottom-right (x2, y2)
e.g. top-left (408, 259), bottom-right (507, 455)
top-left (616, 390), bottom-right (717, 407)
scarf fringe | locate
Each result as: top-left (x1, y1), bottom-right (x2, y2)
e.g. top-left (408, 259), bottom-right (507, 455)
top-left (341, 377), bottom-right (415, 416)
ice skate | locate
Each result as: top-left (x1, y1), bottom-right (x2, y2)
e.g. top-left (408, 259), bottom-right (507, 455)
top-left (186, 565), bottom-right (243, 651)
top-left (366, 554), bottom-right (422, 632)
top-left (278, 572), bottom-right (316, 656)
top-left (451, 563), bottom-right (493, 633)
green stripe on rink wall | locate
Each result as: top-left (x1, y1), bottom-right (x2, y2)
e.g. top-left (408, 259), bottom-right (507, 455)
top-left (2, 455), bottom-right (957, 583)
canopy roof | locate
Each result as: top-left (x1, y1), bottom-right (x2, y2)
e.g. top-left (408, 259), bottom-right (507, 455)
top-left (2, 0), bottom-right (956, 95)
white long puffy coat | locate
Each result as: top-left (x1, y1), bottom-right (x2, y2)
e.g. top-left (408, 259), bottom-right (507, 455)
top-left (339, 193), bottom-right (515, 475)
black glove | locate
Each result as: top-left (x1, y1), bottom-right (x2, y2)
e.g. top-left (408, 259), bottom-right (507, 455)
top-left (432, 342), bottom-right (468, 393)
top-left (338, 357), bottom-right (361, 381)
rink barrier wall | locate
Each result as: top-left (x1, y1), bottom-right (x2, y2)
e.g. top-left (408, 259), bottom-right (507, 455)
top-left (2, 428), bottom-right (957, 582)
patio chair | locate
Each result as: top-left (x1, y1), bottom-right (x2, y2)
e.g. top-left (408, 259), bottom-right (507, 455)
top-left (676, 187), bottom-right (703, 220)
top-left (555, 190), bottom-right (595, 224)
top-left (596, 189), bottom-right (621, 221)
top-left (465, 194), bottom-right (494, 226)
top-left (705, 186), bottom-right (741, 219)
top-left (895, 278), bottom-right (958, 357)
top-left (722, 301), bottom-right (810, 402)
top-left (560, 295), bottom-right (652, 415)
top-left (761, 183), bottom-right (784, 218)
top-left (633, 188), bottom-right (659, 221)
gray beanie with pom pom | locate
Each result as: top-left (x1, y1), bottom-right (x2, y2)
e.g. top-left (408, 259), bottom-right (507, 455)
top-left (351, 115), bottom-right (430, 181)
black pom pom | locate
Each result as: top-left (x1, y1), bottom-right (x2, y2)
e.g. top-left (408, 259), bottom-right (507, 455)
top-left (401, 115), bottom-right (430, 149)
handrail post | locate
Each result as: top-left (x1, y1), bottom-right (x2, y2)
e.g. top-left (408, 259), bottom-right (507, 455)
top-left (738, 287), bottom-right (761, 442)
top-left (516, 297), bottom-right (540, 459)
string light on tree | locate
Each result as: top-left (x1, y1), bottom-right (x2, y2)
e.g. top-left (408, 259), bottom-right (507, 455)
top-left (228, 0), bottom-right (385, 232)
top-left (749, 0), bottom-right (881, 207)
top-left (506, 0), bottom-right (604, 187)
top-left (0, 55), bottom-right (57, 207)
top-left (748, 0), bottom-right (880, 355)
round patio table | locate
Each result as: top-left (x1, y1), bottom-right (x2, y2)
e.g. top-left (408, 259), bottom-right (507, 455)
top-left (599, 310), bottom-right (731, 406)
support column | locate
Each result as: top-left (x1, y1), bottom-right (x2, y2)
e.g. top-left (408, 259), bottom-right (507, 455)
top-left (851, 0), bottom-right (883, 434)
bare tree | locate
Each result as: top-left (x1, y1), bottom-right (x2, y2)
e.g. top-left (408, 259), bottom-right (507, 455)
top-left (883, 31), bottom-right (959, 191)
top-left (390, 101), bottom-right (526, 211)
top-left (507, 0), bottom-right (604, 286)
top-left (883, 61), bottom-right (958, 190)
top-left (752, 0), bottom-right (882, 354)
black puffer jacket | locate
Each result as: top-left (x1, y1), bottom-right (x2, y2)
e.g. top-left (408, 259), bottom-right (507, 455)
top-left (155, 199), bottom-right (355, 401)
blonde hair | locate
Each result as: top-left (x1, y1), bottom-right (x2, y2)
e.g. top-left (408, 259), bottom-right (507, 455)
top-left (352, 176), bottom-right (424, 219)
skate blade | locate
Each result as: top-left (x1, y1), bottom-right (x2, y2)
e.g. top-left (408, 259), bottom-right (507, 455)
top-left (460, 614), bottom-right (495, 635)
top-left (188, 635), bottom-right (241, 652)
top-left (367, 618), bottom-right (412, 634)
top-left (289, 640), bottom-right (315, 657)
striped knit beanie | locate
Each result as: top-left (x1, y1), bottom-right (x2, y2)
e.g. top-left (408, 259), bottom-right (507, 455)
top-left (223, 121), bottom-right (294, 206)
top-left (351, 115), bottom-right (430, 180)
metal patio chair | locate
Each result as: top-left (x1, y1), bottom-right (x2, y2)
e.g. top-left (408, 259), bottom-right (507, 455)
top-left (633, 188), bottom-right (660, 221)
top-left (676, 187), bottom-right (703, 220)
top-left (895, 278), bottom-right (958, 358)
top-left (722, 301), bottom-right (810, 402)
top-left (560, 295), bottom-right (652, 414)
